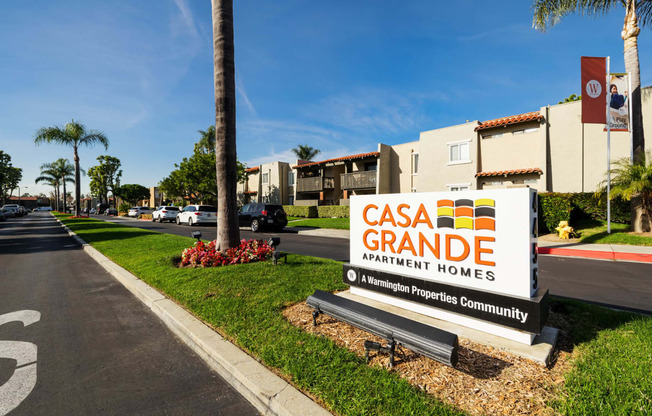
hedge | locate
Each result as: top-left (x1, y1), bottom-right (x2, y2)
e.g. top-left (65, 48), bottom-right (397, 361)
top-left (538, 192), bottom-right (630, 233)
top-left (318, 205), bottom-right (349, 218)
top-left (283, 205), bottom-right (318, 218)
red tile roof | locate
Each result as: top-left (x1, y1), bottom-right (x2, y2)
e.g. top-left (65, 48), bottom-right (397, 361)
top-left (292, 152), bottom-right (380, 169)
top-left (246, 166), bottom-right (259, 173)
top-left (244, 190), bottom-right (257, 194)
top-left (476, 168), bottom-right (543, 177)
top-left (475, 111), bottom-right (543, 132)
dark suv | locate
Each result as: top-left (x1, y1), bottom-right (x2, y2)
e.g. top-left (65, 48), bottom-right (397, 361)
top-left (238, 204), bottom-right (287, 232)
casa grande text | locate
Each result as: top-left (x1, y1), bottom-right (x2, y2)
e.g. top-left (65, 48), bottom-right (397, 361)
top-left (360, 203), bottom-right (496, 278)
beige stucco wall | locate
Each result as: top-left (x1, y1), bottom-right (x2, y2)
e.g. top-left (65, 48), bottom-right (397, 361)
top-left (478, 121), bottom-right (543, 174)
top-left (417, 122), bottom-right (478, 192)
top-left (258, 162), bottom-right (291, 204)
top-left (388, 141), bottom-right (418, 193)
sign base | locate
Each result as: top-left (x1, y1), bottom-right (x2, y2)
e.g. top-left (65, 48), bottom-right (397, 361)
top-left (350, 287), bottom-right (537, 345)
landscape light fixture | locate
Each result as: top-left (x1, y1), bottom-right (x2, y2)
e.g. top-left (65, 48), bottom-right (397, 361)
top-left (191, 230), bottom-right (202, 241)
top-left (267, 237), bottom-right (284, 265)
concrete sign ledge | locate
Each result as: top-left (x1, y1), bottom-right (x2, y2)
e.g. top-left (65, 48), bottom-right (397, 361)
top-left (54, 217), bottom-right (331, 416)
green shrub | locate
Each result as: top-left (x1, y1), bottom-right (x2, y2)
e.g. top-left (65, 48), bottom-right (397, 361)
top-left (538, 193), bottom-right (573, 233)
top-left (318, 205), bottom-right (349, 218)
top-left (283, 205), bottom-right (318, 218)
top-left (118, 202), bottom-right (131, 213)
top-left (538, 192), bottom-right (631, 233)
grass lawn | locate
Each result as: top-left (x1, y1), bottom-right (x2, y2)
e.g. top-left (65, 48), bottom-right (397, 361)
top-left (55, 213), bottom-right (652, 415)
top-left (288, 217), bottom-right (350, 230)
top-left (573, 218), bottom-right (652, 246)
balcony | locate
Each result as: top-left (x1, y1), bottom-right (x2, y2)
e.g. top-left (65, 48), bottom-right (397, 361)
top-left (340, 171), bottom-right (377, 190)
top-left (296, 176), bottom-right (335, 193)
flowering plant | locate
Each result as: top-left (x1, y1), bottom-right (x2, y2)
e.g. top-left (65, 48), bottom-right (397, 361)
top-left (181, 239), bottom-right (274, 268)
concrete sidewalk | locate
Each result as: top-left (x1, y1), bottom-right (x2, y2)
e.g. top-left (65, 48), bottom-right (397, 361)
top-left (538, 238), bottom-right (652, 263)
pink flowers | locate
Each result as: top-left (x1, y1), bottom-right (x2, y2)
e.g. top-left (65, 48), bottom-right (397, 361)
top-left (181, 239), bottom-right (274, 268)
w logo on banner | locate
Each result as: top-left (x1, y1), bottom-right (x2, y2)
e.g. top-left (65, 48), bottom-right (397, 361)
top-left (436, 199), bottom-right (495, 231)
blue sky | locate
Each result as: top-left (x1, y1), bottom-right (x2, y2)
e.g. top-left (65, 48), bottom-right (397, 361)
top-left (1, 0), bottom-right (650, 197)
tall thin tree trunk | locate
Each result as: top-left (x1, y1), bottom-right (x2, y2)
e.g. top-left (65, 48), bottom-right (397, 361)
top-left (622, 0), bottom-right (645, 165)
top-left (212, 0), bottom-right (239, 249)
top-left (62, 177), bottom-right (67, 213)
top-left (74, 147), bottom-right (81, 216)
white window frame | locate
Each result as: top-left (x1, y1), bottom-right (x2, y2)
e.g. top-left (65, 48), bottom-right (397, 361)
top-left (524, 127), bottom-right (538, 133)
top-left (447, 183), bottom-right (471, 192)
top-left (287, 171), bottom-right (295, 186)
top-left (447, 140), bottom-right (471, 165)
top-left (262, 172), bottom-right (269, 184)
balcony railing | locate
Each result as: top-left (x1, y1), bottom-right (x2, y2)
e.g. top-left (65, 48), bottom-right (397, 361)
top-left (296, 176), bottom-right (335, 193)
top-left (340, 171), bottom-right (377, 190)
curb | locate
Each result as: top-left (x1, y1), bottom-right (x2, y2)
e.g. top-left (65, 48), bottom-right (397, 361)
top-left (54, 217), bottom-right (331, 416)
top-left (538, 246), bottom-right (652, 263)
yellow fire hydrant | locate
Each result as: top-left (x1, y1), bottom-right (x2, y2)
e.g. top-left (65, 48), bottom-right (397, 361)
top-left (555, 221), bottom-right (576, 239)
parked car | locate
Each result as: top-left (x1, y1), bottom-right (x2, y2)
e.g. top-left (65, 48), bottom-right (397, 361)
top-left (176, 205), bottom-right (217, 226)
top-left (238, 203), bottom-right (288, 232)
top-left (104, 208), bottom-right (118, 216)
top-left (128, 206), bottom-right (154, 218)
top-left (0, 210), bottom-right (6, 221)
top-left (33, 206), bottom-right (53, 211)
top-left (1, 204), bottom-right (21, 217)
top-left (90, 208), bottom-right (97, 214)
top-left (152, 206), bottom-right (180, 223)
top-left (96, 203), bottom-right (110, 214)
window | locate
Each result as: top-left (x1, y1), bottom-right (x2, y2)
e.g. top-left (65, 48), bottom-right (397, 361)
top-left (411, 153), bottom-right (419, 175)
top-left (287, 171), bottom-right (295, 186)
top-left (524, 127), bottom-right (538, 133)
top-left (524, 179), bottom-right (538, 185)
top-left (483, 133), bottom-right (503, 139)
top-left (448, 142), bottom-right (470, 164)
top-left (512, 129), bottom-right (524, 135)
top-left (262, 173), bottom-right (269, 184)
top-left (364, 162), bottom-right (377, 171)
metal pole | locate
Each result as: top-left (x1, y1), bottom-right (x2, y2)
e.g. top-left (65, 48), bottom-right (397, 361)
top-left (628, 72), bottom-right (633, 163)
top-left (606, 57), bottom-right (611, 234)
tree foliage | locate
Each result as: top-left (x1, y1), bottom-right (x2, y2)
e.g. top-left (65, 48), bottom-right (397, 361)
top-left (0, 151), bottom-right (22, 204)
top-left (558, 93), bottom-right (581, 104)
top-left (88, 155), bottom-right (122, 206)
top-left (35, 159), bottom-right (74, 212)
top-left (292, 144), bottom-right (321, 161)
top-left (115, 184), bottom-right (150, 206)
top-left (34, 119), bottom-right (109, 215)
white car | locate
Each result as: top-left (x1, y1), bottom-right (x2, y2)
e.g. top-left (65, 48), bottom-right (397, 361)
top-left (152, 206), bottom-right (180, 223)
top-left (128, 206), bottom-right (154, 218)
top-left (176, 205), bottom-right (217, 226)
top-left (33, 206), bottom-right (53, 211)
top-left (1, 204), bottom-right (21, 217)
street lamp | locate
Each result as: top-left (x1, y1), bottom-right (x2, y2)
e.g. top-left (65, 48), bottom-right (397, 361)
top-left (18, 186), bottom-right (27, 205)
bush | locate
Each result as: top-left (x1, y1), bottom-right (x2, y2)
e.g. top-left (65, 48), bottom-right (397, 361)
top-left (140, 214), bottom-right (152, 220)
top-left (318, 205), bottom-right (349, 218)
top-left (538, 192), bottom-right (630, 233)
top-left (283, 205), bottom-right (318, 218)
top-left (118, 202), bottom-right (130, 213)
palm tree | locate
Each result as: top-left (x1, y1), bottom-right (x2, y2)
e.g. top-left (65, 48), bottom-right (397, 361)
top-left (292, 144), bottom-right (321, 161)
top-left (194, 125), bottom-right (216, 154)
top-left (36, 159), bottom-right (75, 212)
top-left (212, 0), bottom-right (240, 249)
top-left (35, 167), bottom-right (61, 211)
top-left (598, 151), bottom-right (652, 231)
top-left (533, 0), bottom-right (650, 165)
top-left (34, 120), bottom-right (108, 216)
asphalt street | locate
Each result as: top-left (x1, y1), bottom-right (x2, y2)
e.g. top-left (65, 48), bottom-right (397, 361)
top-left (0, 213), bottom-right (259, 415)
top-left (97, 214), bottom-right (652, 314)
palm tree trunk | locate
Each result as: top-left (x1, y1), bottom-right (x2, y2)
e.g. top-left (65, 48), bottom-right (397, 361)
top-left (62, 177), bottom-right (67, 213)
top-left (56, 185), bottom-right (60, 211)
top-left (74, 146), bottom-right (81, 216)
top-left (212, 0), bottom-right (240, 249)
top-left (622, 0), bottom-right (645, 164)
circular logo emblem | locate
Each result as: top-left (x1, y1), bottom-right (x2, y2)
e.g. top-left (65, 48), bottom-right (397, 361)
top-left (585, 80), bottom-right (602, 98)
top-left (346, 269), bottom-right (357, 282)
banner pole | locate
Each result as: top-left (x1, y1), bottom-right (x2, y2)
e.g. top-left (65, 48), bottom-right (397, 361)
top-left (606, 57), bottom-right (611, 234)
top-left (628, 72), bottom-right (633, 163)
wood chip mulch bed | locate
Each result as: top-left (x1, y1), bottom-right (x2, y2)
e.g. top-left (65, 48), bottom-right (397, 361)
top-left (284, 302), bottom-right (575, 416)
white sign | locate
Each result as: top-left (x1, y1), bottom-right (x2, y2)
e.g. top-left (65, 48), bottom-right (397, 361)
top-left (350, 188), bottom-right (538, 299)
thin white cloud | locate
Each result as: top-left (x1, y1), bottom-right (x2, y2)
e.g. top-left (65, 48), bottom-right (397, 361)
top-left (457, 24), bottom-right (526, 42)
top-left (173, 0), bottom-right (199, 38)
top-left (236, 75), bottom-right (257, 116)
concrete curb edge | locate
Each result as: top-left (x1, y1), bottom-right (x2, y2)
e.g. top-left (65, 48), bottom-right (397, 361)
top-left (54, 217), bottom-right (331, 416)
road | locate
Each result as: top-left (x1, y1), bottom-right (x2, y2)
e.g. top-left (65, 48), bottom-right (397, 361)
top-left (0, 213), bottom-right (259, 415)
top-left (97, 214), bottom-right (652, 314)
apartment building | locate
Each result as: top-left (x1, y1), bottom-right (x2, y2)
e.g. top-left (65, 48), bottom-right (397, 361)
top-left (243, 86), bottom-right (651, 206)
top-left (237, 162), bottom-right (293, 206)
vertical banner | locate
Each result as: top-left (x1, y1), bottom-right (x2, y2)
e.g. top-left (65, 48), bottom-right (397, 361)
top-left (581, 56), bottom-right (606, 124)
top-left (605, 73), bottom-right (630, 131)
